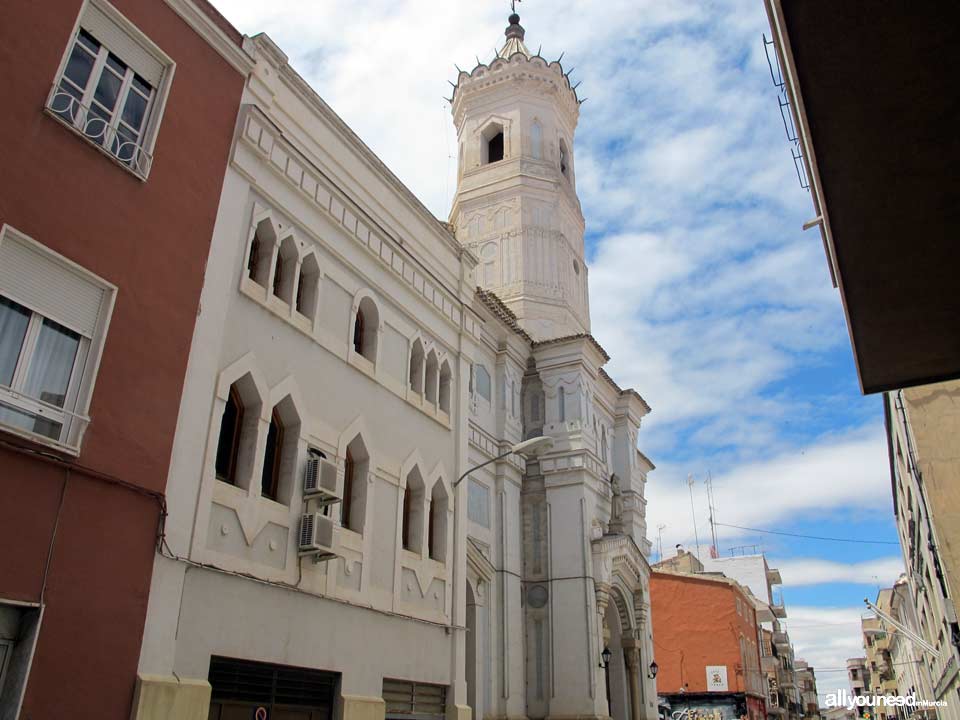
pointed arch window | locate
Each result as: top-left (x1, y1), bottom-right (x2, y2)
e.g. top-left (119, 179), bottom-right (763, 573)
top-left (213, 375), bottom-right (263, 490)
top-left (261, 409), bottom-right (284, 500)
top-left (425, 350), bottom-right (439, 406)
top-left (340, 436), bottom-right (370, 533)
top-left (247, 220), bottom-right (275, 287)
top-left (439, 359), bottom-right (452, 413)
top-left (295, 253), bottom-right (320, 319)
top-left (273, 236), bottom-right (297, 303)
top-left (409, 338), bottom-right (425, 395)
top-left (215, 387), bottom-right (243, 484)
top-left (402, 467), bottom-right (425, 553)
top-left (429, 482), bottom-right (448, 562)
top-left (341, 449), bottom-right (355, 528)
top-left (352, 296), bottom-right (379, 362)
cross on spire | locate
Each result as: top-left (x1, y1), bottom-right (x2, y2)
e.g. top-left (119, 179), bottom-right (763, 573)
top-left (511, 0), bottom-right (521, 14)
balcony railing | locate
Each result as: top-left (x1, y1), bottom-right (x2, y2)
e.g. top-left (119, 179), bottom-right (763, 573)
top-left (45, 84), bottom-right (153, 179)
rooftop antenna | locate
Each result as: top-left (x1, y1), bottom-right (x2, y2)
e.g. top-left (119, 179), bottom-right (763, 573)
top-left (657, 524), bottom-right (666, 562)
top-left (705, 471), bottom-right (719, 558)
top-left (687, 474), bottom-right (702, 560)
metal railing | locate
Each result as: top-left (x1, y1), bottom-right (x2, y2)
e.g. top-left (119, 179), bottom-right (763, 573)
top-left (46, 84), bottom-right (153, 179)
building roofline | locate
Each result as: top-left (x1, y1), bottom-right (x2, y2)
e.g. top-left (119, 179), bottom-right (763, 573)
top-left (474, 288), bottom-right (533, 344)
top-left (248, 33), bottom-right (463, 260)
top-left (532, 332), bottom-right (610, 361)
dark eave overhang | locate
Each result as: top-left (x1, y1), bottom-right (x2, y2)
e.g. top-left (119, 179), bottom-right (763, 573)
top-left (766, 0), bottom-right (960, 394)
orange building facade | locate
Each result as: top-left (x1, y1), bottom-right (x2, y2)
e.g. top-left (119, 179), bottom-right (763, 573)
top-left (651, 570), bottom-right (766, 720)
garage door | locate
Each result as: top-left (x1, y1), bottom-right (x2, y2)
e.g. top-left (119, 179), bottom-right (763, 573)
top-left (208, 656), bottom-right (339, 720)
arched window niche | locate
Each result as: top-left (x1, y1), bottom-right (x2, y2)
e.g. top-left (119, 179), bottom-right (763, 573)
top-left (352, 294), bottom-right (379, 363)
top-left (481, 122), bottom-right (505, 164)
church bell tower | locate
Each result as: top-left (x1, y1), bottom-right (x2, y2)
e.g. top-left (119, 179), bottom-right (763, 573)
top-left (450, 12), bottom-right (589, 341)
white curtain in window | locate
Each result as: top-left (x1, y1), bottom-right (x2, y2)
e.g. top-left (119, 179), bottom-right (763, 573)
top-left (23, 320), bottom-right (81, 408)
top-left (0, 298), bottom-right (30, 386)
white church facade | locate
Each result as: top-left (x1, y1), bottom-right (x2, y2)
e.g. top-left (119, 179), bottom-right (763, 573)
top-left (134, 13), bottom-right (658, 720)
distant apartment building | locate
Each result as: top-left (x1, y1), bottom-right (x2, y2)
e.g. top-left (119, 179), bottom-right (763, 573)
top-left (847, 658), bottom-right (870, 715)
top-left (794, 660), bottom-right (820, 720)
top-left (0, 0), bottom-right (247, 716)
top-left (886, 383), bottom-right (960, 720)
top-left (863, 589), bottom-right (900, 720)
top-left (651, 569), bottom-right (767, 720)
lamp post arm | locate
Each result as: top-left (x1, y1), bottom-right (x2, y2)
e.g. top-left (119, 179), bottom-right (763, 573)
top-left (453, 450), bottom-right (513, 488)
top-left (865, 598), bottom-right (940, 656)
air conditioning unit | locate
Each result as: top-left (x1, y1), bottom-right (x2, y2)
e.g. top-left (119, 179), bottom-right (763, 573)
top-left (299, 512), bottom-right (337, 559)
top-left (304, 457), bottom-right (340, 504)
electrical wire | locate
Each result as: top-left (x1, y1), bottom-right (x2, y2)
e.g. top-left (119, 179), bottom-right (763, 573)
top-left (714, 522), bottom-right (900, 546)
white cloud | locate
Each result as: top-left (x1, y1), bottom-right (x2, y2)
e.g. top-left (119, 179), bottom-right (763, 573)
top-left (775, 557), bottom-right (905, 588)
top-left (786, 605), bottom-right (871, 702)
top-left (647, 425), bottom-right (892, 554)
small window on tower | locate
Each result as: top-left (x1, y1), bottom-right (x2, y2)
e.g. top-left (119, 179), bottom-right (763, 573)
top-left (488, 132), bottom-right (504, 163)
top-left (481, 122), bottom-right (505, 164)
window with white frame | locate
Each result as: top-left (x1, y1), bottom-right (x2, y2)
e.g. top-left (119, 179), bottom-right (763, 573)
top-left (473, 364), bottom-right (491, 402)
top-left (47, 0), bottom-right (172, 178)
top-left (0, 226), bottom-right (114, 451)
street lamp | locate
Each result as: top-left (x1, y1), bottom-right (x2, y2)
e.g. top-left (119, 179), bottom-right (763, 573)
top-left (452, 435), bottom-right (554, 488)
top-left (600, 646), bottom-right (612, 669)
top-left (648, 660), bottom-right (659, 679)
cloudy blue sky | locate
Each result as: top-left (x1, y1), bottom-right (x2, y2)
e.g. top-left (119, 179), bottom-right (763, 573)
top-left (210, 0), bottom-right (903, 700)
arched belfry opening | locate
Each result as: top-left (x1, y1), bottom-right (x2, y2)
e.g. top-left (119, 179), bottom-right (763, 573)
top-left (481, 122), bottom-right (505, 164)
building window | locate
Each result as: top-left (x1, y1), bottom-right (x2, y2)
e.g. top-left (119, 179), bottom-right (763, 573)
top-left (474, 364), bottom-right (491, 402)
top-left (48, 1), bottom-right (171, 179)
top-left (352, 296), bottom-right (379, 363)
top-left (214, 387), bottom-right (243, 484)
top-left (296, 253), bottom-right (320, 320)
top-left (409, 338), bottom-right (424, 395)
top-left (438, 360), bottom-right (452, 414)
top-left (273, 236), bottom-right (297, 304)
top-left (558, 386), bottom-right (566, 422)
top-left (340, 435), bottom-right (369, 533)
top-left (467, 478), bottom-right (490, 528)
top-left (261, 410), bottom-right (284, 500)
top-left (0, 225), bottom-right (114, 451)
top-left (559, 139), bottom-right (570, 179)
top-left (246, 220), bottom-right (275, 288)
top-left (402, 467), bottom-right (425, 553)
top-left (429, 482), bottom-right (448, 562)
top-left (481, 122), bottom-right (505, 164)
top-left (425, 350), bottom-right (438, 405)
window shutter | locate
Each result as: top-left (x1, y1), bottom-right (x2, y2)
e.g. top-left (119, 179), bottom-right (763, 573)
top-left (81, 2), bottom-right (166, 86)
top-left (0, 232), bottom-right (108, 338)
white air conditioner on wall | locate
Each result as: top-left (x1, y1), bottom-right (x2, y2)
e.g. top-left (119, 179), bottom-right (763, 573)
top-left (299, 512), bottom-right (337, 559)
top-left (304, 457), bottom-right (340, 504)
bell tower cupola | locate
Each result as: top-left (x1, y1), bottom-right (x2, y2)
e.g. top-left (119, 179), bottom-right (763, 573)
top-left (449, 12), bottom-right (589, 341)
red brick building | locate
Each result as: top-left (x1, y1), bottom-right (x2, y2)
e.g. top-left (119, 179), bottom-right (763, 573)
top-left (0, 0), bottom-right (248, 715)
top-left (651, 570), bottom-right (767, 720)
